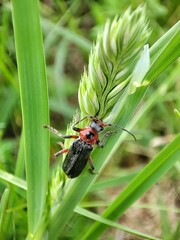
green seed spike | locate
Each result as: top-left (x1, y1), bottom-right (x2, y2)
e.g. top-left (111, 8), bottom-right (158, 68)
top-left (78, 6), bottom-right (150, 119)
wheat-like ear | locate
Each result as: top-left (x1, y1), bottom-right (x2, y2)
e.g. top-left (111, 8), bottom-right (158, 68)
top-left (78, 6), bottom-right (150, 119)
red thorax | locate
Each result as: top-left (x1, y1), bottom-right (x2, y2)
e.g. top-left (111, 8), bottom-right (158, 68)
top-left (79, 127), bottom-right (99, 145)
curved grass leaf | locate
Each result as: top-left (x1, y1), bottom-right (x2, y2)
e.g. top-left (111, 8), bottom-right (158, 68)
top-left (75, 206), bottom-right (161, 240)
top-left (0, 169), bottom-right (27, 191)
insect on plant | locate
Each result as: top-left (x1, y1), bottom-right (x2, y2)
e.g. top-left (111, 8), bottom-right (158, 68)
top-left (44, 116), bottom-right (136, 178)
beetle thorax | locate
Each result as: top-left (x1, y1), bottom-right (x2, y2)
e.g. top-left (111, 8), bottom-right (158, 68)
top-left (79, 127), bottom-right (99, 145)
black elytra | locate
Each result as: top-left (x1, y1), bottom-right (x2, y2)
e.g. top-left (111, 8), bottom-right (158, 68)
top-left (62, 139), bottom-right (93, 178)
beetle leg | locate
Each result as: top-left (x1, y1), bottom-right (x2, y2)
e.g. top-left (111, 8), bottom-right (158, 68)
top-left (88, 157), bottom-right (96, 174)
top-left (43, 125), bottom-right (78, 139)
top-left (96, 139), bottom-right (103, 148)
top-left (54, 148), bottom-right (69, 158)
top-left (96, 130), bottom-right (117, 148)
top-left (72, 126), bottom-right (82, 132)
top-left (100, 130), bottom-right (118, 146)
top-left (57, 141), bottom-right (64, 148)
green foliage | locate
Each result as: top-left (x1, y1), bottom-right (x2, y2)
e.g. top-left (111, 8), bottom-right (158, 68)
top-left (0, 1), bottom-right (179, 240)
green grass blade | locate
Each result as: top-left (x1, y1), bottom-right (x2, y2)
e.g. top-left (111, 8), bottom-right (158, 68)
top-left (0, 169), bottom-right (27, 191)
top-left (75, 206), bottom-right (160, 240)
top-left (149, 21), bottom-right (180, 64)
top-left (11, 0), bottom-right (49, 236)
top-left (82, 134), bottom-right (180, 239)
top-left (0, 189), bottom-right (10, 239)
top-left (146, 21), bottom-right (180, 82)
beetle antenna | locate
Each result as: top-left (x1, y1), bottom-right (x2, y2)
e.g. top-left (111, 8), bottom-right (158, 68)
top-left (108, 124), bottom-right (137, 141)
top-left (72, 115), bottom-right (94, 128)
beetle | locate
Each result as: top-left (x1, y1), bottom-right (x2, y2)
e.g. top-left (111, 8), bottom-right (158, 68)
top-left (43, 116), bottom-right (136, 178)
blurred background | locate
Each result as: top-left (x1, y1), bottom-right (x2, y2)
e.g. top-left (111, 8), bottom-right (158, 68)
top-left (0, 0), bottom-right (179, 239)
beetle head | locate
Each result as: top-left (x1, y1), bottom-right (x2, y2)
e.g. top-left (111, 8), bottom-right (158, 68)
top-left (90, 119), bottom-right (104, 132)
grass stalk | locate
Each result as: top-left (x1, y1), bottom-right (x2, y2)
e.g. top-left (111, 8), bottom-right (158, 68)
top-left (11, 0), bottom-right (49, 237)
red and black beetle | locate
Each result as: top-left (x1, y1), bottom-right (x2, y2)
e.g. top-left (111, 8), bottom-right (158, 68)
top-left (44, 116), bottom-right (136, 178)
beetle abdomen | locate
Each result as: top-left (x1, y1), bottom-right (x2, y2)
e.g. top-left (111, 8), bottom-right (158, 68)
top-left (62, 139), bottom-right (93, 178)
